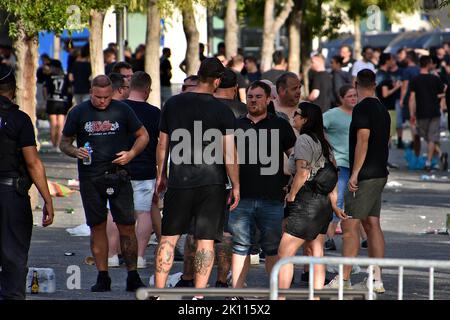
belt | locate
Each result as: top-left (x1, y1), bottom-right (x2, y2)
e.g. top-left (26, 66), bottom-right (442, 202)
top-left (0, 177), bottom-right (15, 186)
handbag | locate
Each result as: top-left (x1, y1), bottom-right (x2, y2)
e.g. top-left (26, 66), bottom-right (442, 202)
top-left (92, 166), bottom-right (129, 198)
top-left (305, 158), bottom-right (338, 195)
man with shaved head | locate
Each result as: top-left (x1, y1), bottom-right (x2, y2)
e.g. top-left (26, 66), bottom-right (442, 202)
top-left (60, 75), bottom-right (149, 293)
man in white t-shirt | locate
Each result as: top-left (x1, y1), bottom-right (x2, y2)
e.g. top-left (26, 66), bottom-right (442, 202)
top-left (352, 46), bottom-right (375, 83)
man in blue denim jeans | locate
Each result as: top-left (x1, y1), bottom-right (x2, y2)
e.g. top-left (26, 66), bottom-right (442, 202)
top-left (228, 81), bottom-right (296, 292)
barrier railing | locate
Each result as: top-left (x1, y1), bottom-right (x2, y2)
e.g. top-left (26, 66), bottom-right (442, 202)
top-left (270, 256), bottom-right (450, 300)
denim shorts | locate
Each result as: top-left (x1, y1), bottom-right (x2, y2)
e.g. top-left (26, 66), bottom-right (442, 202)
top-left (131, 179), bottom-right (155, 212)
top-left (228, 198), bottom-right (284, 256)
top-left (331, 166), bottom-right (350, 223)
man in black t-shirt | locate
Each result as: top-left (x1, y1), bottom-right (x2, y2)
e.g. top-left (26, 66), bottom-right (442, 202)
top-left (343, 69), bottom-right (390, 293)
top-left (154, 58), bottom-right (239, 297)
top-left (409, 55), bottom-right (446, 170)
top-left (308, 54), bottom-right (333, 113)
top-left (376, 53), bottom-right (402, 140)
top-left (124, 72), bottom-right (161, 268)
top-left (228, 81), bottom-right (296, 289)
top-left (0, 65), bottom-right (54, 300)
top-left (214, 68), bottom-right (247, 118)
top-left (43, 60), bottom-right (72, 150)
top-left (160, 47), bottom-right (172, 106)
top-left (60, 75), bottom-right (149, 293)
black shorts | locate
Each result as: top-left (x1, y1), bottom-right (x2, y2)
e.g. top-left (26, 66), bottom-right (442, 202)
top-left (46, 101), bottom-right (69, 115)
top-left (285, 189), bottom-right (332, 241)
top-left (79, 178), bottom-right (135, 227)
top-left (162, 185), bottom-right (227, 240)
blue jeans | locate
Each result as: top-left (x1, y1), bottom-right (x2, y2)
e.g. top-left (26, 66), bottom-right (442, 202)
top-left (228, 198), bottom-right (283, 256)
top-left (332, 166), bottom-right (350, 223)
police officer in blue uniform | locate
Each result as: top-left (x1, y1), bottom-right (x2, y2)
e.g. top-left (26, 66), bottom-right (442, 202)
top-left (0, 64), bottom-right (54, 300)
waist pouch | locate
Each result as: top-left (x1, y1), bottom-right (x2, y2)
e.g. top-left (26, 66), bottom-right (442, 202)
top-left (92, 167), bottom-right (129, 198)
top-left (305, 160), bottom-right (338, 195)
top-left (14, 176), bottom-right (33, 196)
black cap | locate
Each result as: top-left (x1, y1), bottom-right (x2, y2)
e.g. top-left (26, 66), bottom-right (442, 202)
top-left (197, 57), bottom-right (225, 79)
top-left (0, 64), bottom-right (15, 85)
top-left (50, 59), bottom-right (63, 69)
top-left (218, 68), bottom-right (237, 88)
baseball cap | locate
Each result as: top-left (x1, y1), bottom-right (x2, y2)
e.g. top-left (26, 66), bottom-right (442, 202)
top-left (218, 68), bottom-right (237, 88)
top-left (0, 64), bottom-right (15, 85)
top-left (198, 57), bottom-right (225, 79)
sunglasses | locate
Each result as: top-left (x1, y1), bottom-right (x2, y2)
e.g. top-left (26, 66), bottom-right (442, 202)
top-left (294, 111), bottom-right (303, 118)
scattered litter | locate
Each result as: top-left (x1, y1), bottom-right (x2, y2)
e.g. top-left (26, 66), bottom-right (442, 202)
top-left (65, 207), bottom-right (75, 214)
top-left (67, 179), bottom-right (80, 190)
top-left (419, 216), bottom-right (426, 220)
top-left (64, 252), bottom-right (75, 256)
top-left (48, 181), bottom-right (76, 197)
top-left (66, 223), bottom-right (90, 236)
top-left (405, 148), bottom-right (439, 170)
top-left (420, 175), bottom-right (436, 181)
top-left (35, 205), bottom-right (42, 210)
top-left (386, 181), bottom-right (402, 188)
top-left (84, 256), bottom-right (95, 265)
top-left (429, 220), bottom-right (433, 223)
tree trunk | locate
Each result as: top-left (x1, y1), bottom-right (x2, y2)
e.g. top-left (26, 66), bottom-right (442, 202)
top-left (300, 15), bottom-right (312, 95)
top-left (225, 0), bottom-right (239, 59)
top-left (89, 9), bottom-right (105, 77)
top-left (14, 27), bottom-right (39, 209)
top-left (182, 3), bottom-right (200, 76)
top-left (288, 0), bottom-right (302, 75)
top-left (145, 0), bottom-right (161, 107)
top-left (260, 0), bottom-right (294, 72)
top-left (53, 35), bottom-right (61, 61)
top-left (354, 16), bottom-right (362, 60)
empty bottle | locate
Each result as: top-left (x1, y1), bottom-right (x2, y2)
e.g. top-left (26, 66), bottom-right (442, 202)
top-left (31, 270), bottom-right (39, 294)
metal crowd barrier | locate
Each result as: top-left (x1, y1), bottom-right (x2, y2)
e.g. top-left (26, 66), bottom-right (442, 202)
top-left (270, 256), bottom-right (450, 300)
top-left (136, 287), bottom-right (369, 300)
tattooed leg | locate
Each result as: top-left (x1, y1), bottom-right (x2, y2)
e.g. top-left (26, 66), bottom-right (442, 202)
top-left (193, 240), bottom-right (215, 288)
top-left (215, 233), bottom-right (232, 283)
top-left (117, 224), bottom-right (139, 271)
top-left (154, 235), bottom-right (179, 288)
top-left (182, 234), bottom-right (197, 280)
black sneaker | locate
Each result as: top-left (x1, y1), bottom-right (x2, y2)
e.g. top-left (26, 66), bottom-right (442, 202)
top-left (259, 251), bottom-right (266, 262)
top-left (440, 152), bottom-right (448, 171)
top-left (397, 140), bottom-right (405, 149)
top-left (215, 281), bottom-right (228, 288)
top-left (175, 276), bottom-right (195, 288)
top-left (361, 239), bottom-right (368, 249)
top-left (324, 239), bottom-right (337, 251)
top-left (126, 273), bottom-right (146, 292)
top-left (91, 274), bottom-right (111, 292)
top-left (230, 296), bottom-right (244, 300)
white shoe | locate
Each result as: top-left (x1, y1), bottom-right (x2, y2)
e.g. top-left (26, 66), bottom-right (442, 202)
top-left (108, 255), bottom-right (120, 267)
top-left (365, 277), bottom-right (385, 294)
top-left (137, 256), bottom-right (147, 269)
top-left (250, 253), bottom-right (260, 265)
top-left (148, 233), bottom-right (158, 245)
top-left (324, 275), bottom-right (352, 289)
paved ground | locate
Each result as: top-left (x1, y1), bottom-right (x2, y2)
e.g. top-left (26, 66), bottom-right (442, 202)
top-left (25, 126), bottom-right (450, 300)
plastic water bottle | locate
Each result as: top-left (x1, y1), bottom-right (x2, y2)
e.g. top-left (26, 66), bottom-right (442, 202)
top-left (83, 142), bottom-right (92, 165)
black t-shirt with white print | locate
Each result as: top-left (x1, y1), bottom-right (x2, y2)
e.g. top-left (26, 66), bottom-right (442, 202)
top-left (62, 100), bottom-right (142, 179)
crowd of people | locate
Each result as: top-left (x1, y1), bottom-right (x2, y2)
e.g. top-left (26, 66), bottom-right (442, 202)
top-left (0, 38), bottom-right (449, 300)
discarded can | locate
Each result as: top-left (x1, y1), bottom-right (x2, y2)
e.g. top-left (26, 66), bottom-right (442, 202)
top-left (64, 252), bottom-right (75, 256)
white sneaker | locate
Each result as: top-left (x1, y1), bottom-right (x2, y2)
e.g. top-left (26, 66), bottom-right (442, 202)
top-left (250, 253), bottom-right (260, 265)
top-left (108, 255), bottom-right (120, 267)
top-left (324, 275), bottom-right (352, 289)
top-left (148, 233), bottom-right (158, 245)
top-left (137, 256), bottom-right (147, 269)
top-left (365, 277), bottom-right (385, 294)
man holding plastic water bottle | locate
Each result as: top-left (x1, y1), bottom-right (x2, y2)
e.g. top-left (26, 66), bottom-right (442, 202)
top-left (60, 75), bottom-right (149, 292)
